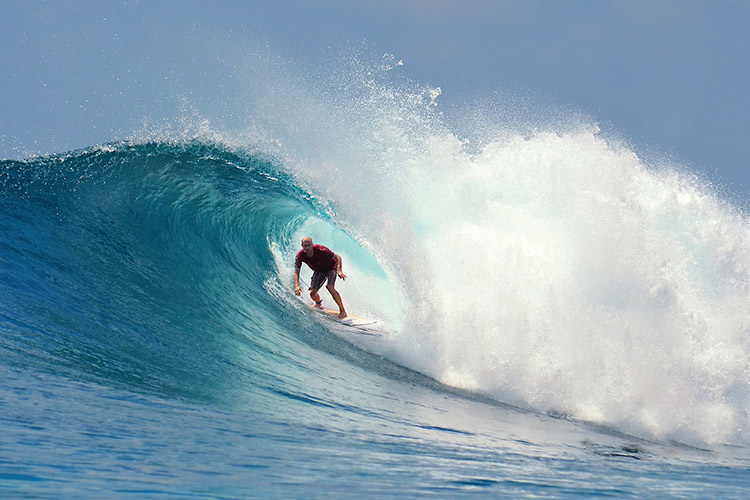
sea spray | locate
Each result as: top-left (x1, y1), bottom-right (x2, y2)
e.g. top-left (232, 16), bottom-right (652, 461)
top-left (244, 54), bottom-right (750, 445)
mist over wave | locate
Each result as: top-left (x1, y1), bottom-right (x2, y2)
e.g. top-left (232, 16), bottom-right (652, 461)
top-left (229, 53), bottom-right (750, 446)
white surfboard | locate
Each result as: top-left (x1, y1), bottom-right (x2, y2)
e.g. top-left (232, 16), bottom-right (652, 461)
top-left (311, 304), bottom-right (378, 329)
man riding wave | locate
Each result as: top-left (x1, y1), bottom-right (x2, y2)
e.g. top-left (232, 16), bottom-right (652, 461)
top-left (293, 236), bottom-right (347, 319)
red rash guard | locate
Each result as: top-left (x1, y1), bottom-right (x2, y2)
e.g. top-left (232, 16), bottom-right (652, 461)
top-left (295, 244), bottom-right (337, 272)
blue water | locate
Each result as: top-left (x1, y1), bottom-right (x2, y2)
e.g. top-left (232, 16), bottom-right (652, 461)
top-left (1, 132), bottom-right (749, 499)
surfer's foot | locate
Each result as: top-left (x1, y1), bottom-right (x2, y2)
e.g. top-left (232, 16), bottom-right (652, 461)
top-left (314, 300), bottom-right (323, 309)
top-left (338, 311), bottom-right (347, 319)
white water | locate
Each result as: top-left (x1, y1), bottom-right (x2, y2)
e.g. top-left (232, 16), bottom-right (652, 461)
top-left (389, 128), bottom-right (750, 446)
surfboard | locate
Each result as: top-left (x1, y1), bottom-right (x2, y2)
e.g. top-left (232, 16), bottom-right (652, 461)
top-left (311, 304), bottom-right (378, 328)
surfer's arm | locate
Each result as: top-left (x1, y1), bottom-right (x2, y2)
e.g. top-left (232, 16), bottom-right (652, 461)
top-left (293, 266), bottom-right (302, 295)
top-left (334, 253), bottom-right (346, 280)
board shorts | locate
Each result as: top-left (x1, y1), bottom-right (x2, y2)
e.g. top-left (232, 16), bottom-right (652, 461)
top-left (310, 269), bottom-right (337, 290)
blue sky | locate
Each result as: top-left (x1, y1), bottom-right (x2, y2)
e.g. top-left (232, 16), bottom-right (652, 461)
top-left (2, 0), bottom-right (748, 198)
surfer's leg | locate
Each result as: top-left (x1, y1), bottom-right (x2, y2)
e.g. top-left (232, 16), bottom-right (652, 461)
top-left (309, 272), bottom-right (327, 307)
top-left (326, 283), bottom-right (346, 318)
top-left (322, 270), bottom-right (345, 317)
top-left (309, 287), bottom-right (323, 307)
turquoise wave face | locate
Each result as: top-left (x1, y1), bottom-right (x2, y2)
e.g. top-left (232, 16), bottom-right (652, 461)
top-left (0, 141), bottom-right (343, 404)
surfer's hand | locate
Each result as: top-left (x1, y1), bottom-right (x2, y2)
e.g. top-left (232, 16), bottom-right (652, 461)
top-left (338, 270), bottom-right (347, 280)
top-left (294, 285), bottom-right (301, 296)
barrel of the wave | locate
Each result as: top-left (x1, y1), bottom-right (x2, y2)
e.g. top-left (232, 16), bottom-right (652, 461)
top-left (293, 236), bottom-right (381, 334)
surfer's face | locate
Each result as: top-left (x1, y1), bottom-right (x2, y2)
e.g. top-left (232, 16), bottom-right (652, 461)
top-left (301, 239), bottom-right (314, 256)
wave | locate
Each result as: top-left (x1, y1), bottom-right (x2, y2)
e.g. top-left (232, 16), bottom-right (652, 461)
top-left (2, 90), bottom-right (749, 447)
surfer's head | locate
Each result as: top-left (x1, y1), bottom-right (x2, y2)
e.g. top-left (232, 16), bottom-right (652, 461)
top-left (301, 236), bottom-right (314, 256)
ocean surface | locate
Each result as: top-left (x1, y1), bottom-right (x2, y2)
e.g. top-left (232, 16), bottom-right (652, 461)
top-left (2, 70), bottom-right (750, 497)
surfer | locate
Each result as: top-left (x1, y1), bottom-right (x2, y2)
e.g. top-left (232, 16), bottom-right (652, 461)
top-left (293, 236), bottom-right (348, 319)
